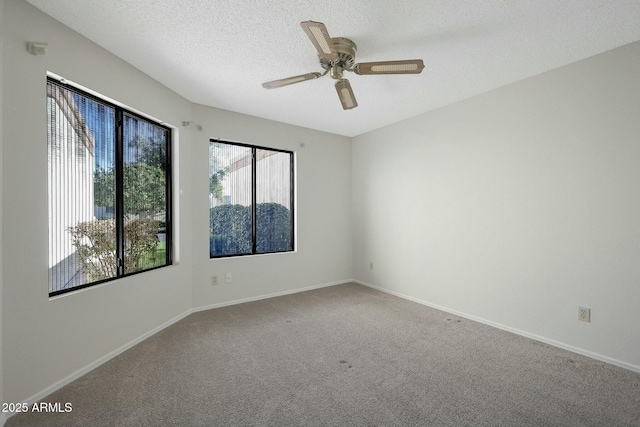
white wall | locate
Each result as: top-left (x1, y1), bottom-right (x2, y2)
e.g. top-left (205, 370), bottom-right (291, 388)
top-left (191, 104), bottom-right (353, 308)
top-left (2, 0), bottom-right (193, 403)
top-left (352, 41), bottom-right (640, 370)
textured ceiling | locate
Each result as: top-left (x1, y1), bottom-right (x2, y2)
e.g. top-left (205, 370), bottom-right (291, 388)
top-left (26, 0), bottom-right (640, 137)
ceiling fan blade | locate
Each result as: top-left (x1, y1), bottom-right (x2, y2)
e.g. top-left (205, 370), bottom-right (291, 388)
top-left (300, 20), bottom-right (337, 62)
top-left (354, 59), bottom-right (425, 75)
top-left (335, 79), bottom-right (358, 110)
top-left (262, 72), bottom-right (322, 89)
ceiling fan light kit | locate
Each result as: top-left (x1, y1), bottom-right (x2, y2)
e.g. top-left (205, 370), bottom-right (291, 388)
top-left (262, 20), bottom-right (425, 110)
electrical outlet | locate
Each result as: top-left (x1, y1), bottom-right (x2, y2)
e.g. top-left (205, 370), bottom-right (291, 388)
top-left (369, 262), bottom-right (374, 270)
top-left (211, 275), bottom-right (218, 286)
top-left (578, 307), bottom-right (591, 322)
top-left (225, 272), bottom-right (232, 283)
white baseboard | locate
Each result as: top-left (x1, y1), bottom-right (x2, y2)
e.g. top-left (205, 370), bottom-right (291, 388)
top-left (14, 309), bottom-right (193, 412)
top-left (354, 279), bottom-right (640, 374)
top-left (7, 278), bottom-right (352, 424)
top-left (193, 279), bottom-right (351, 312)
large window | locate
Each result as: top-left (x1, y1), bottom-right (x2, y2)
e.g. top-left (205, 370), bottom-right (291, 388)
top-left (209, 140), bottom-right (294, 257)
top-left (47, 77), bottom-right (172, 296)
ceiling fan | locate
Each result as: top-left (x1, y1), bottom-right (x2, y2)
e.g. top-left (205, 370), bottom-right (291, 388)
top-left (262, 20), bottom-right (425, 110)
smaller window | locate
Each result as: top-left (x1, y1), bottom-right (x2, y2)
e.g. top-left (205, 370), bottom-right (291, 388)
top-left (209, 140), bottom-right (294, 258)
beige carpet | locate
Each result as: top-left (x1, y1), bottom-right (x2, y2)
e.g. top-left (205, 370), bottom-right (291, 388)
top-left (6, 283), bottom-right (640, 426)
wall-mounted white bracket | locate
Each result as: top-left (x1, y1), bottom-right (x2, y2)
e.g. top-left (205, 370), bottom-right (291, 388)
top-left (27, 42), bottom-right (48, 56)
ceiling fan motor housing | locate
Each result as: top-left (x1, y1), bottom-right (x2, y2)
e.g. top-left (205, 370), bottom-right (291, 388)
top-left (320, 37), bottom-right (357, 78)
